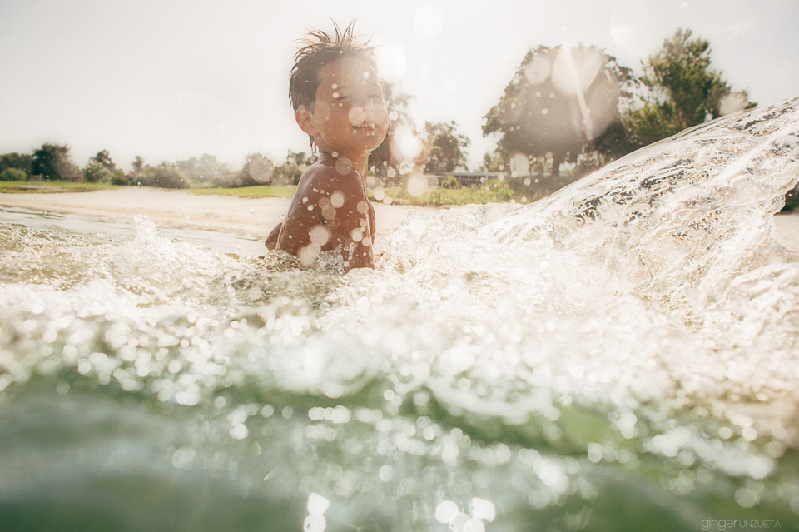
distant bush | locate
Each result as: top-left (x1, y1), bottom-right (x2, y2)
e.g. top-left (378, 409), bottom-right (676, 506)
top-left (440, 176), bottom-right (459, 189)
top-left (271, 165), bottom-right (303, 186)
top-left (137, 165), bottom-right (189, 189)
top-left (0, 152), bottom-right (33, 175)
top-left (0, 167), bottom-right (27, 181)
top-left (83, 161), bottom-right (113, 183)
top-left (32, 143), bottom-right (81, 181)
top-left (111, 170), bottom-right (130, 186)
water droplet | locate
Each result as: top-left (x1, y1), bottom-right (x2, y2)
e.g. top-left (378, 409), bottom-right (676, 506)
top-left (435, 501), bottom-right (459, 523)
top-left (307, 492), bottom-right (330, 515)
top-left (330, 191), bottom-right (345, 208)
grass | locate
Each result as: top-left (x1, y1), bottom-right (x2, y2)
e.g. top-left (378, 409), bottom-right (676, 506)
top-left (189, 185), bottom-right (297, 199)
top-left (193, 182), bottom-right (534, 206)
top-left (369, 180), bottom-right (538, 207)
top-left (0, 180), bottom-right (121, 193)
top-left (5, 174), bottom-right (796, 212)
top-left (0, 178), bottom-right (540, 207)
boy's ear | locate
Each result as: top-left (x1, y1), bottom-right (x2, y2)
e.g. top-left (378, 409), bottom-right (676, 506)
top-left (295, 108), bottom-right (318, 137)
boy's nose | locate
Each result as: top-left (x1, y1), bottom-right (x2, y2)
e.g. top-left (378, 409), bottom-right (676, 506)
top-left (349, 106), bottom-right (367, 126)
top-left (352, 93), bottom-right (375, 111)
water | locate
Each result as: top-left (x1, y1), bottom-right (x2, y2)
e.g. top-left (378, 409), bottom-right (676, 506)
top-left (1, 98), bottom-right (798, 531)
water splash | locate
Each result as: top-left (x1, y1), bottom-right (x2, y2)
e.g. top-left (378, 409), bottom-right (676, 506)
top-left (1, 99), bottom-right (799, 530)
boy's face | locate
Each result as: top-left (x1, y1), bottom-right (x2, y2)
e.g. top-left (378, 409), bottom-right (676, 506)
top-left (298, 56), bottom-right (388, 162)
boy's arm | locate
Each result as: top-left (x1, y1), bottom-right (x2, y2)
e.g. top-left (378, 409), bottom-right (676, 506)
top-left (275, 180), bottom-right (323, 259)
top-left (368, 201), bottom-right (376, 244)
top-left (265, 222), bottom-right (282, 251)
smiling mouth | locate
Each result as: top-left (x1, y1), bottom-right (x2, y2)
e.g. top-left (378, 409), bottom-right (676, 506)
top-left (353, 124), bottom-right (377, 131)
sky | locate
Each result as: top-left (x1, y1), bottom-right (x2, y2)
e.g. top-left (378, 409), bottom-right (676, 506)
top-left (1, 0), bottom-right (797, 172)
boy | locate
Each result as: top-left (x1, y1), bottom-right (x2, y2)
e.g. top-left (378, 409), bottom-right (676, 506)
top-left (265, 23), bottom-right (388, 271)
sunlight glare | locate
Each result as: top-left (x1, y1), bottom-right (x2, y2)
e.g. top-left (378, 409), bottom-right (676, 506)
top-left (393, 125), bottom-right (423, 161)
top-left (414, 2), bottom-right (444, 40)
top-left (524, 54), bottom-right (551, 85)
top-left (407, 173), bottom-right (426, 196)
top-left (374, 41), bottom-right (407, 81)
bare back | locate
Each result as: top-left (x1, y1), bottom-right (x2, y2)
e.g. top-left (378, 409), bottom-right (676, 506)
top-left (274, 151), bottom-right (375, 271)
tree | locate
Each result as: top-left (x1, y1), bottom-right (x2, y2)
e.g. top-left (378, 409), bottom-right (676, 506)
top-left (423, 121), bottom-right (470, 175)
top-left (137, 164), bottom-right (189, 189)
top-left (267, 150), bottom-right (314, 186)
top-left (224, 152), bottom-right (275, 187)
top-left (31, 143), bottom-right (80, 181)
top-left (83, 161), bottom-right (113, 183)
top-left (132, 156), bottom-right (144, 173)
top-left (483, 45), bottom-right (635, 177)
top-left (481, 151), bottom-right (505, 172)
top-left (0, 152), bottom-right (33, 175)
top-left (287, 150), bottom-right (313, 168)
top-left (177, 153), bottom-right (231, 183)
top-left (83, 149), bottom-right (117, 183)
top-left (91, 149), bottom-right (116, 171)
top-left (623, 29), bottom-right (756, 150)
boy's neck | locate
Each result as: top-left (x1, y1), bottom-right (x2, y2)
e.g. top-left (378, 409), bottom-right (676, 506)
top-left (320, 150), bottom-right (369, 182)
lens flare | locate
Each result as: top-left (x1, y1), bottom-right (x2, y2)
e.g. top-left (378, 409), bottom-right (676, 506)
top-left (509, 152), bottom-right (530, 177)
top-left (524, 54), bottom-right (552, 86)
top-left (407, 173), bottom-right (426, 197)
top-left (393, 125), bottom-right (423, 161)
top-left (551, 45), bottom-right (603, 97)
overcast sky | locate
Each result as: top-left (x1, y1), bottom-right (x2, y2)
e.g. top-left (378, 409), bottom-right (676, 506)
top-left (1, 0), bottom-right (797, 171)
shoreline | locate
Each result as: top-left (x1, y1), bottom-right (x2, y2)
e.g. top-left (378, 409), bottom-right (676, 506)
top-left (0, 187), bottom-right (796, 252)
top-left (0, 187), bottom-right (437, 241)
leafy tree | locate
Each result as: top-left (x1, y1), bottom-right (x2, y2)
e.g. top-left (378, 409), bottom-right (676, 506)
top-left (483, 45), bottom-right (635, 177)
top-left (481, 151), bottom-right (505, 172)
top-left (91, 149), bottom-right (116, 171)
top-left (217, 152), bottom-right (276, 187)
top-left (268, 150), bottom-right (314, 186)
top-left (132, 156), bottom-right (144, 173)
top-left (423, 121), bottom-right (470, 175)
top-left (32, 143), bottom-right (80, 181)
top-left (0, 168), bottom-right (27, 181)
top-left (273, 165), bottom-right (303, 186)
top-left (82, 149), bottom-right (117, 183)
top-left (287, 150), bottom-right (313, 168)
top-left (177, 153), bottom-right (231, 183)
top-left (83, 161), bottom-right (113, 183)
top-left (623, 28), bottom-right (756, 150)
top-left (0, 152), bottom-right (33, 175)
top-left (242, 152), bottom-right (275, 185)
top-left (137, 164), bottom-right (189, 189)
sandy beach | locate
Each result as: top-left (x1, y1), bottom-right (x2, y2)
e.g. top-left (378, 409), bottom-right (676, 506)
top-left (0, 187), bottom-right (797, 252)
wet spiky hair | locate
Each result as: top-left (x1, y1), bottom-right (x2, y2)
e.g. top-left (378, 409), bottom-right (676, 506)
top-left (289, 21), bottom-right (376, 113)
